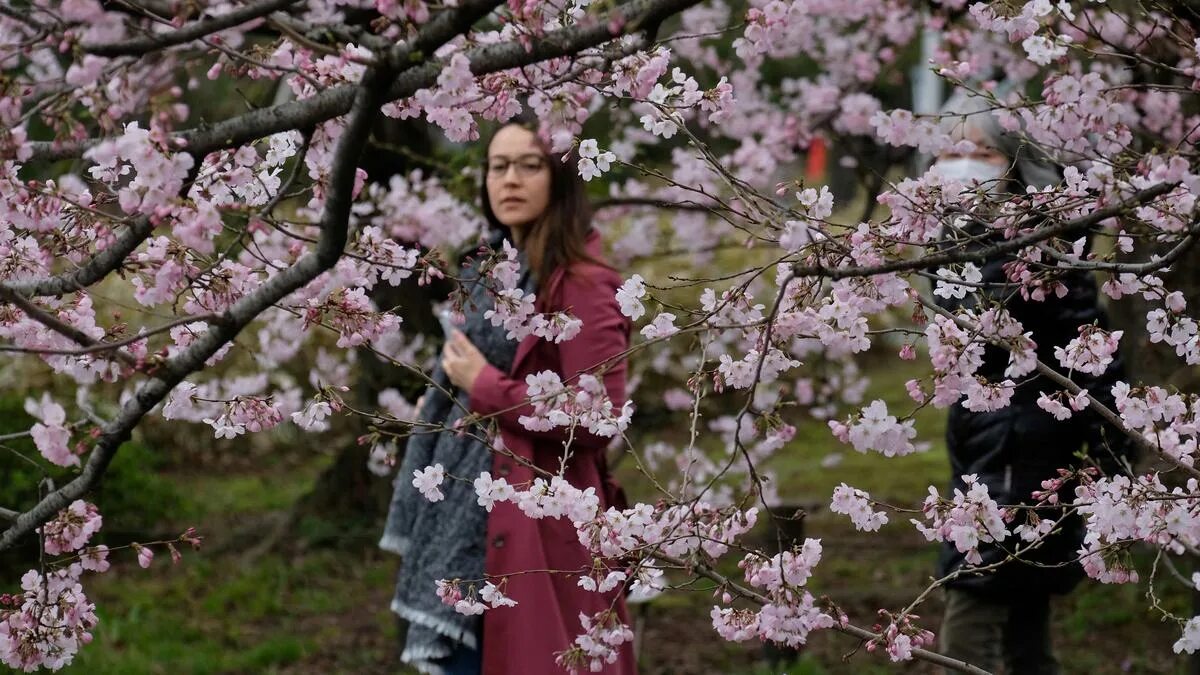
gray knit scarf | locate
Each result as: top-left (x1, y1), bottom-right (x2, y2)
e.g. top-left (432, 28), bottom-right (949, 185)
top-left (379, 231), bottom-right (532, 674)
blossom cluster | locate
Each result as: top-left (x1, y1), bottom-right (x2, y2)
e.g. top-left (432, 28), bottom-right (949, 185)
top-left (828, 400), bottom-right (918, 458)
top-left (481, 241), bottom-right (582, 344)
top-left (829, 484), bottom-right (889, 532)
top-left (554, 609), bottom-right (635, 674)
top-left (39, 501), bottom-right (102, 556)
top-left (434, 578), bottom-right (517, 616)
top-left (517, 371), bottom-right (633, 439)
top-left (0, 567), bottom-right (98, 672)
top-left (866, 611), bottom-right (936, 662)
top-left (710, 540), bottom-right (836, 648)
top-left (912, 475), bottom-right (1009, 566)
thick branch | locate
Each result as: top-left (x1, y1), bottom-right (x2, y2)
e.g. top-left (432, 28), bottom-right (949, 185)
top-left (384, 0), bottom-right (503, 69)
top-left (0, 287), bottom-right (137, 367)
top-left (791, 183), bottom-right (1178, 280)
top-left (0, 313), bottom-right (218, 357)
top-left (0, 66), bottom-right (393, 552)
top-left (81, 0), bottom-right (302, 56)
top-left (26, 0), bottom-right (703, 163)
top-left (3, 217), bottom-right (153, 298)
top-left (0, 2), bottom-right (49, 33)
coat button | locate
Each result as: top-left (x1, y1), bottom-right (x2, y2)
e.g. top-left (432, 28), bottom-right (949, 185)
top-left (492, 535), bottom-right (506, 549)
top-left (498, 463), bottom-right (512, 477)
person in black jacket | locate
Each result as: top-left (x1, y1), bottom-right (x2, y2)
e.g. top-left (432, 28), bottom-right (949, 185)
top-left (927, 91), bottom-right (1134, 675)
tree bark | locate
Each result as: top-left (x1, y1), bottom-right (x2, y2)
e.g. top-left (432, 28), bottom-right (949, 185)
top-left (283, 117), bottom-right (445, 550)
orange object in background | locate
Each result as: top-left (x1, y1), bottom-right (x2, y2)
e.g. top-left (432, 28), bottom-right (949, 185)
top-left (805, 136), bottom-right (828, 182)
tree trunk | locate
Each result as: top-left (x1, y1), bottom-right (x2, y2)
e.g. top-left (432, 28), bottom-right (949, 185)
top-left (282, 118), bottom-right (447, 550)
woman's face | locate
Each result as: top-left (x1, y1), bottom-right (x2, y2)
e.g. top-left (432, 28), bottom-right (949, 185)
top-left (486, 125), bottom-right (552, 235)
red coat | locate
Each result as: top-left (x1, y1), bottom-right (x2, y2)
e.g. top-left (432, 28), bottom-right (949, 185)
top-left (468, 231), bottom-right (637, 675)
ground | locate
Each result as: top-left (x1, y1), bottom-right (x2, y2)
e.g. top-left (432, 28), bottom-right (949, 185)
top-left (59, 358), bottom-right (1189, 674)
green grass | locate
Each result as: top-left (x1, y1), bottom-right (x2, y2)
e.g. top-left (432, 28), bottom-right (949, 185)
top-left (34, 355), bottom-right (1192, 674)
top-left (62, 547), bottom-right (399, 674)
top-left (51, 454), bottom-right (405, 675)
top-left (175, 462), bottom-right (327, 522)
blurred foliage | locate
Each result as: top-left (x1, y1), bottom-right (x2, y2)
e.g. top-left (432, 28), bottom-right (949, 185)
top-left (0, 394), bottom-right (181, 550)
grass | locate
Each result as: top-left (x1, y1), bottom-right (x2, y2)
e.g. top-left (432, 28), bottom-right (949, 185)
top-left (41, 355), bottom-right (1192, 674)
top-left (62, 548), bottom-right (402, 674)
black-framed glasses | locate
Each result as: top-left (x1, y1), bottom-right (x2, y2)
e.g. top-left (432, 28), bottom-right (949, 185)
top-left (486, 154), bottom-right (548, 179)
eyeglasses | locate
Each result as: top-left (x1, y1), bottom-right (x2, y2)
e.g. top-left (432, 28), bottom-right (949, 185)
top-left (486, 154), bottom-right (548, 179)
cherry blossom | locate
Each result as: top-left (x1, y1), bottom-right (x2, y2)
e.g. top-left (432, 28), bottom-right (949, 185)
top-left (39, 502), bottom-right (102, 557)
top-left (5, 0), bottom-right (1200, 668)
top-left (912, 475), bottom-right (1009, 566)
top-left (830, 484), bottom-right (889, 532)
top-left (412, 464), bottom-right (446, 503)
top-left (830, 400), bottom-right (919, 458)
top-left (615, 275), bottom-right (647, 321)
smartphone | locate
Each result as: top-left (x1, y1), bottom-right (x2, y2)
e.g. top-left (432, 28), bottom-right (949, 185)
top-left (436, 306), bottom-right (457, 338)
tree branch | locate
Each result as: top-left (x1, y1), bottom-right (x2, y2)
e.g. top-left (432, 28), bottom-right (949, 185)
top-left (3, 216), bottom-right (153, 298)
top-left (655, 553), bottom-right (993, 675)
top-left (593, 196), bottom-right (716, 212)
top-left (26, 0), bottom-right (703, 163)
top-left (384, 0), bottom-right (503, 69)
top-left (0, 63), bottom-right (395, 552)
top-left (0, 313), bottom-right (219, 357)
top-left (0, 2), bottom-right (50, 33)
top-left (790, 183), bottom-right (1178, 280)
top-left (81, 0), bottom-right (302, 56)
top-left (0, 287), bottom-right (137, 367)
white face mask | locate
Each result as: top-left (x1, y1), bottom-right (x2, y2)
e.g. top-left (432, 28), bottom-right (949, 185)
top-left (930, 158), bottom-right (1007, 190)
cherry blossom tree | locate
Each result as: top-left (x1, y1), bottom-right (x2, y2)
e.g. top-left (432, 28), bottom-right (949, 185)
top-left (2, 0), bottom-right (1200, 671)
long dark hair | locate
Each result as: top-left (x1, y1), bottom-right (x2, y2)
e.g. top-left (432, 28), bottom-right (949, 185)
top-left (479, 115), bottom-right (605, 287)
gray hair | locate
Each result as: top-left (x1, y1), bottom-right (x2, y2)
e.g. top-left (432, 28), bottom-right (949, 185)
top-left (937, 89), bottom-right (1062, 191)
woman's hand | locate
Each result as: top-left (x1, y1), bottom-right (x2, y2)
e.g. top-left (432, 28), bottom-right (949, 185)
top-left (442, 331), bottom-right (488, 392)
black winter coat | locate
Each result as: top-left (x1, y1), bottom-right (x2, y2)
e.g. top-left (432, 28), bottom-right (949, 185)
top-left (934, 228), bottom-right (1134, 598)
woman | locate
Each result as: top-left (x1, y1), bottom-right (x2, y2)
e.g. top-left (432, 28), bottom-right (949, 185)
top-left (928, 91), bottom-right (1133, 675)
top-left (381, 118), bottom-right (636, 675)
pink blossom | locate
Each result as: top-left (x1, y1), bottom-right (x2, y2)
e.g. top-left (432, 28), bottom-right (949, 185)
top-left (483, 288), bottom-right (538, 341)
top-left (367, 441), bottom-right (399, 477)
top-left (412, 464), bottom-right (446, 502)
top-left (555, 610), bottom-right (634, 673)
top-left (640, 312), bottom-right (679, 339)
top-left (615, 275), bottom-right (646, 320)
top-left (473, 471), bottom-right (515, 512)
top-left (479, 581), bottom-right (517, 609)
top-left (25, 394), bottom-right (76, 467)
top-left (841, 400), bottom-right (918, 457)
top-left (435, 579), bottom-right (462, 606)
top-left (1037, 392), bottom-right (1073, 420)
top-left (912, 476), bottom-right (1008, 566)
top-left (830, 484), bottom-right (889, 532)
top-left (136, 544), bottom-right (154, 569)
top-left (80, 545), bottom-right (110, 573)
top-left (1055, 327), bottom-right (1123, 376)
top-left (0, 567), bottom-right (98, 671)
top-left (41, 501), bottom-right (103, 556)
